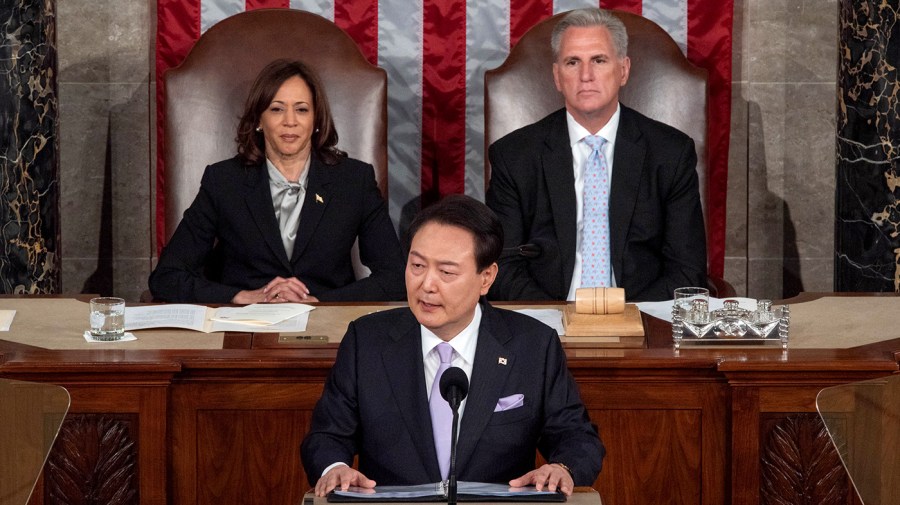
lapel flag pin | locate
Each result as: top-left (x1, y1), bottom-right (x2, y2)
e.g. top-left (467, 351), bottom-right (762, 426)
top-left (315, 193), bottom-right (324, 204)
top-left (498, 357), bottom-right (507, 365)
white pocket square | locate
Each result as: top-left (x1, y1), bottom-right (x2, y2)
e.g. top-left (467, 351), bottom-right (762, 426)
top-left (494, 394), bottom-right (524, 412)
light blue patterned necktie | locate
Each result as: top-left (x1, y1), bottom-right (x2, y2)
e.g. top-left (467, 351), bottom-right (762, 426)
top-left (581, 135), bottom-right (611, 287)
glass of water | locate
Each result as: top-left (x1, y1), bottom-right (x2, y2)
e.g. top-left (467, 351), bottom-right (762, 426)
top-left (89, 297), bottom-right (126, 341)
top-left (673, 287), bottom-right (710, 319)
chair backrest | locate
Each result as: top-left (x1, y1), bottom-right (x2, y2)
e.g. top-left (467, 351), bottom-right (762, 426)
top-left (164, 9), bottom-right (387, 243)
top-left (484, 10), bottom-right (708, 218)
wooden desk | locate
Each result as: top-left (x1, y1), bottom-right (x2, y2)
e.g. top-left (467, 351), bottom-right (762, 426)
top-left (2, 294), bottom-right (896, 505)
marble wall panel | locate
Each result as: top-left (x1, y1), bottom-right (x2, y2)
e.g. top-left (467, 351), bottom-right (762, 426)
top-left (732, 0), bottom-right (838, 299)
top-left (57, 0), bottom-right (152, 300)
top-left (747, 258), bottom-right (784, 300)
top-left (108, 82), bottom-right (152, 259)
top-left (725, 0), bottom-right (750, 295)
top-left (58, 81), bottom-right (150, 298)
top-left (727, 82), bottom-right (749, 257)
top-left (114, 258), bottom-right (151, 303)
top-left (782, 83), bottom-right (836, 260)
top-left (746, 0), bottom-right (837, 83)
top-left (62, 258), bottom-right (100, 298)
top-left (59, 83), bottom-right (108, 261)
top-left (738, 81), bottom-right (836, 298)
top-left (743, 83), bottom-right (787, 262)
top-left (834, 0), bottom-right (899, 292)
top-left (724, 257), bottom-right (748, 296)
top-left (1, 0), bottom-right (61, 294)
top-left (798, 258), bottom-right (833, 293)
top-left (732, 0), bottom-right (747, 81)
top-left (57, 0), bottom-right (149, 83)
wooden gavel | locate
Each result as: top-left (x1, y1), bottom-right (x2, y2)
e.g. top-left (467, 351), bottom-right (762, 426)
top-left (574, 287), bottom-right (626, 315)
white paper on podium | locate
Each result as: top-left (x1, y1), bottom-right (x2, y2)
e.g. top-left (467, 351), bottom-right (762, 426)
top-left (514, 309), bottom-right (565, 336)
top-left (211, 303), bottom-right (314, 325)
top-left (0, 310), bottom-right (15, 331)
top-left (637, 297), bottom-right (758, 322)
top-left (124, 304), bottom-right (312, 333)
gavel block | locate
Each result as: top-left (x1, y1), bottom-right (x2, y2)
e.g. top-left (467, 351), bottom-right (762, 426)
top-left (563, 287), bottom-right (645, 342)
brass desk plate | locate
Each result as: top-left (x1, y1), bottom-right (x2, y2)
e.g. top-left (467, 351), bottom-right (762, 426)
top-left (277, 334), bottom-right (330, 344)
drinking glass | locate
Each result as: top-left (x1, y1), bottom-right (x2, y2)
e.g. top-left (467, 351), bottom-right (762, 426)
top-left (89, 297), bottom-right (125, 341)
top-left (673, 287), bottom-right (709, 319)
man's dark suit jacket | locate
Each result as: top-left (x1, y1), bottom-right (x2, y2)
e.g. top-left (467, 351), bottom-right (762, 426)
top-left (300, 302), bottom-right (604, 486)
top-left (486, 106), bottom-right (707, 302)
top-left (148, 155), bottom-right (405, 302)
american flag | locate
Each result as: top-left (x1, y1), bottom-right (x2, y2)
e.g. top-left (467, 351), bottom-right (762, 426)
top-left (156, 0), bottom-right (733, 276)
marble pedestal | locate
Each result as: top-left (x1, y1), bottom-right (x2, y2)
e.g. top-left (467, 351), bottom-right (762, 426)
top-left (835, 1), bottom-right (900, 291)
top-left (0, 1), bottom-right (60, 294)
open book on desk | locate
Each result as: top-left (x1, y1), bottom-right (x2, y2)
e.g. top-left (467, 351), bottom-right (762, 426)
top-left (124, 303), bottom-right (314, 333)
top-left (328, 482), bottom-right (566, 502)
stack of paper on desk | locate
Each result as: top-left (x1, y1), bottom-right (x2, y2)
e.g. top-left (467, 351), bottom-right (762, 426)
top-left (124, 303), bottom-right (314, 333)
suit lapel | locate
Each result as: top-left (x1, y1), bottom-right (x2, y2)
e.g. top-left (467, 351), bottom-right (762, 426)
top-left (610, 107), bottom-right (646, 283)
top-left (291, 157), bottom-right (330, 262)
top-left (455, 303), bottom-right (514, 472)
top-left (542, 110), bottom-right (578, 294)
top-left (380, 310), bottom-right (443, 482)
top-left (244, 164), bottom-right (292, 270)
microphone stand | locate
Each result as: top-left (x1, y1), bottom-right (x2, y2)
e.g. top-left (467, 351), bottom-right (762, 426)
top-left (440, 367), bottom-right (468, 505)
top-left (448, 390), bottom-right (460, 505)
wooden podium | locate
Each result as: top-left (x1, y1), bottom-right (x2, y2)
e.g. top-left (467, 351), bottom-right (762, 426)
top-left (300, 488), bottom-right (602, 505)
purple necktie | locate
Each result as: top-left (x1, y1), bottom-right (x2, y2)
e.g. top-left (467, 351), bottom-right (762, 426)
top-left (581, 135), bottom-right (611, 287)
top-left (429, 342), bottom-right (454, 480)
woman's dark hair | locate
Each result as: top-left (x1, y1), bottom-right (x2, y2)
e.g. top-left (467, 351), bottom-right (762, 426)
top-left (405, 194), bottom-right (504, 272)
top-left (236, 59), bottom-right (345, 166)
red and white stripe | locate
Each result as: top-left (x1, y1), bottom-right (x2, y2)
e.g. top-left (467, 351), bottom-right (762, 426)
top-left (156, 0), bottom-right (732, 276)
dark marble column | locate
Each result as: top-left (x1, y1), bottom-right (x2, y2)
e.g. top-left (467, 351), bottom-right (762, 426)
top-left (0, 0), bottom-right (60, 293)
top-left (835, 1), bottom-right (900, 291)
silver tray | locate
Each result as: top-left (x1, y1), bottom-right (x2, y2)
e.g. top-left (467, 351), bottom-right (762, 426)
top-left (672, 299), bottom-right (790, 349)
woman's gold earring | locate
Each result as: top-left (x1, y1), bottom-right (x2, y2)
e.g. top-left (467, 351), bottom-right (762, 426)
top-left (255, 126), bottom-right (262, 132)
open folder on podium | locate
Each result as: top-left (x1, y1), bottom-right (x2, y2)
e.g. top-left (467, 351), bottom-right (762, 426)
top-left (327, 482), bottom-right (566, 502)
top-left (0, 378), bottom-right (70, 505)
top-left (309, 487), bottom-right (601, 505)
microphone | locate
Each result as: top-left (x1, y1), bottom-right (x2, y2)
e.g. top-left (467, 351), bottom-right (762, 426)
top-left (439, 367), bottom-right (469, 505)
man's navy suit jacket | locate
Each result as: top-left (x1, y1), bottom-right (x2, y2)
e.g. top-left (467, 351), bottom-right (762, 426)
top-left (300, 302), bottom-right (604, 486)
top-left (486, 106), bottom-right (707, 302)
top-left (149, 155), bottom-right (405, 303)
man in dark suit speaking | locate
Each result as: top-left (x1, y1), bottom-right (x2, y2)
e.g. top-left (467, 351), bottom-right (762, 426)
top-left (301, 195), bottom-right (604, 496)
top-left (486, 8), bottom-right (706, 302)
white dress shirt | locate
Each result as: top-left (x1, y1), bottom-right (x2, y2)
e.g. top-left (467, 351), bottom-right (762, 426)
top-left (420, 303), bottom-right (481, 419)
top-left (566, 104), bottom-right (621, 301)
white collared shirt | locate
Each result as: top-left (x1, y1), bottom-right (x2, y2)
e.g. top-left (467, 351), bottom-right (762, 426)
top-left (420, 304), bottom-right (481, 419)
top-left (566, 104), bottom-right (621, 300)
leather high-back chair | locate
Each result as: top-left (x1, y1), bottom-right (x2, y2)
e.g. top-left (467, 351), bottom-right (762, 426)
top-left (485, 10), bottom-right (733, 297)
top-left (164, 8), bottom-right (387, 245)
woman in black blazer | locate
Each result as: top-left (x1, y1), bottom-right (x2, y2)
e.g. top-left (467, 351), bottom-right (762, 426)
top-left (149, 60), bottom-right (405, 303)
